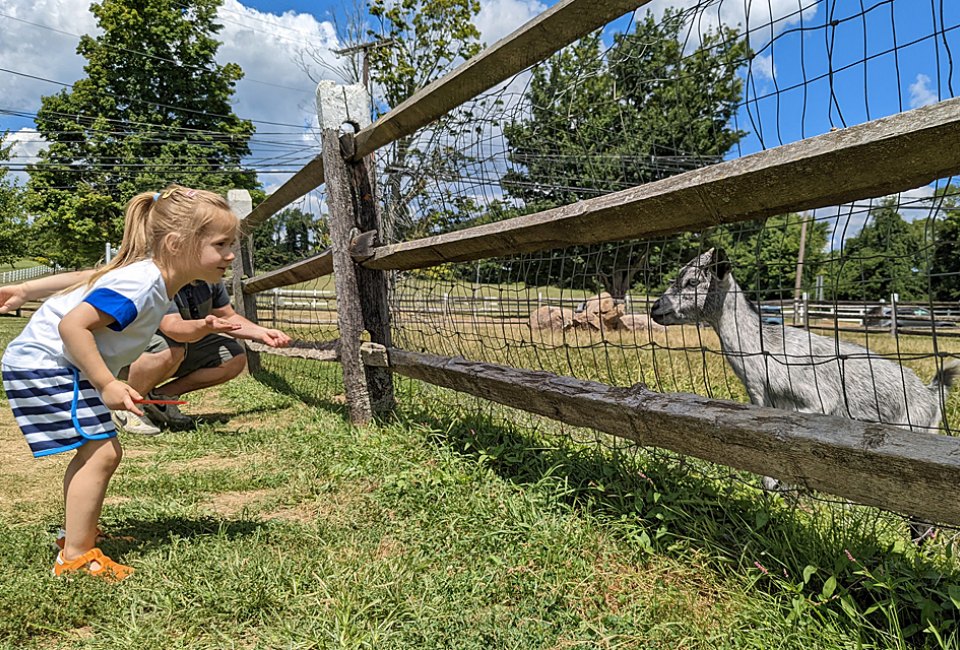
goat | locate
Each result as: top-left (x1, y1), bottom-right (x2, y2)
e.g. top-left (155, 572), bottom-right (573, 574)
top-left (650, 249), bottom-right (958, 535)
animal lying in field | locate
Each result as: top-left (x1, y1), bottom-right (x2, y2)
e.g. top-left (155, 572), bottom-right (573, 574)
top-left (650, 249), bottom-right (958, 526)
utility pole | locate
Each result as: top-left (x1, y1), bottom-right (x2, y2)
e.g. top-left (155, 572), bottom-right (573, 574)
top-left (793, 213), bottom-right (809, 325)
top-left (331, 38), bottom-right (395, 100)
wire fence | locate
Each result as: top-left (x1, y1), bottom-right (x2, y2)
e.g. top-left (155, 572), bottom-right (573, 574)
top-left (253, 0), bottom-right (960, 547)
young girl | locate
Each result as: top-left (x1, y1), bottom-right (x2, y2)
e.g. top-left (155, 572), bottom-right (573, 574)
top-left (2, 184), bottom-right (239, 580)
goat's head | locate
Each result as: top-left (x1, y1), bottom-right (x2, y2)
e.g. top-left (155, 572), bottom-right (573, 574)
top-left (650, 248), bottom-right (731, 325)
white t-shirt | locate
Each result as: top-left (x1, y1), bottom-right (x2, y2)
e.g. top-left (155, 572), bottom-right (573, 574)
top-left (2, 259), bottom-right (172, 376)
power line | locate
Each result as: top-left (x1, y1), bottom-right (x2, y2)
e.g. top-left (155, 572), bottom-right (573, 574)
top-left (0, 11), bottom-right (316, 95)
top-left (0, 66), bottom-right (309, 129)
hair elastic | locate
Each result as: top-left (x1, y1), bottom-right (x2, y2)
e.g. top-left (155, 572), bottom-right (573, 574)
top-left (152, 192), bottom-right (161, 202)
top-left (185, 189), bottom-right (197, 198)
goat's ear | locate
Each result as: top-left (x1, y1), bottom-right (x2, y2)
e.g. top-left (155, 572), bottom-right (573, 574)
top-left (712, 247), bottom-right (731, 280)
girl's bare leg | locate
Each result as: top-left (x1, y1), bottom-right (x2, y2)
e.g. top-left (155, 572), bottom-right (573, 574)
top-left (62, 437), bottom-right (123, 563)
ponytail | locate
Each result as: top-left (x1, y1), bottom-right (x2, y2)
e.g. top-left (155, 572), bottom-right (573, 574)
top-left (67, 191), bottom-right (158, 292)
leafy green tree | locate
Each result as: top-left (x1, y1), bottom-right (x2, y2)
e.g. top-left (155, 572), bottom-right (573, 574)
top-left (28, 0), bottom-right (256, 267)
top-left (0, 134), bottom-right (29, 267)
top-left (716, 214), bottom-right (831, 301)
top-left (253, 207), bottom-right (330, 271)
top-left (829, 198), bottom-right (927, 301)
top-left (501, 10), bottom-right (749, 297)
top-left (929, 188), bottom-right (960, 301)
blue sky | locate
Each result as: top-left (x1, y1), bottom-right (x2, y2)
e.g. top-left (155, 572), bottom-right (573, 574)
top-left (0, 0), bottom-right (956, 241)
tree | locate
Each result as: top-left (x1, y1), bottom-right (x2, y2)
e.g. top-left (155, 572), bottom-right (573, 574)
top-left (716, 213), bottom-right (831, 301)
top-left (929, 188), bottom-right (960, 301)
top-left (28, 0), bottom-right (256, 267)
top-left (501, 10), bottom-right (750, 297)
top-left (0, 134), bottom-right (29, 267)
top-left (253, 207), bottom-right (330, 271)
top-left (365, 0), bottom-right (485, 242)
top-left (829, 198), bottom-right (927, 301)
top-left (297, 0), bottom-right (485, 242)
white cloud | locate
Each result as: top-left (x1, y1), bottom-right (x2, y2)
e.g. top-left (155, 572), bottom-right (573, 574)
top-left (643, 0), bottom-right (817, 37)
top-left (476, 0), bottom-right (546, 45)
top-left (0, 0), bottom-right (99, 113)
top-left (750, 54), bottom-right (776, 82)
top-left (3, 128), bottom-right (48, 185)
top-left (7, 128), bottom-right (47, 161)
top-left (909, 73), bottom-right (938, 109)
top-left (0, 0), bottom-right (341, 187)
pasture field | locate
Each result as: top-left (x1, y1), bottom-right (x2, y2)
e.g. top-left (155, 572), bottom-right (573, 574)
top-left (0, 314), bottom-right (958, 648)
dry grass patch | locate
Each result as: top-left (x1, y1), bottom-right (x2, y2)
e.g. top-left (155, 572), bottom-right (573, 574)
top-left (201, 488), bottom-right (277, 517)
top-left (0, 408), bottom-right (68, 521)
top-left (575, 543), bottom-right (729, 629)
top-left (164, 452), bottom-right (271, 475)
top-left (263, 478), bottom-right (378, 525)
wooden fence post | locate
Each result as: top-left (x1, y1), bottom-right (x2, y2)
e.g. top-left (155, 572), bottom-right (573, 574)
top-left (228, 189), bottom-right (260, 374)
top-left (318, 81), bottom-right (394, 424)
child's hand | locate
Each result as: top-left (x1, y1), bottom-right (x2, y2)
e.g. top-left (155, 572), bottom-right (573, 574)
top-left (0, 284), bottom-right (28, 314)
top-left (203, 314), bottom-right (242, 334)
top-left (101, 380), bottom-right (144, 415)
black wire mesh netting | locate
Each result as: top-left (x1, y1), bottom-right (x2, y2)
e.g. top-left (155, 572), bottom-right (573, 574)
top-left (257, 0), bottom-right (960, 539)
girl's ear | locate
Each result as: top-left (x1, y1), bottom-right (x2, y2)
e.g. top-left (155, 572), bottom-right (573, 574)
top-left (162, 232), bottom-right (184, 255)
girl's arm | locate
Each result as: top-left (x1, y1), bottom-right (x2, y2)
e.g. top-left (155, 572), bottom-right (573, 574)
top-left (0, 270), bottom-right (96, 314)
top-left (211, 304), bottom-right (292, 348)
top-left (58, 302), bottom-right (145, 415)
top-left (157, 312), bottom-right (242, 343)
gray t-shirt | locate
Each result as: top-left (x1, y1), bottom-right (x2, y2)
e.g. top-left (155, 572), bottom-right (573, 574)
top-left (170, 281), bottom-right (231, 320)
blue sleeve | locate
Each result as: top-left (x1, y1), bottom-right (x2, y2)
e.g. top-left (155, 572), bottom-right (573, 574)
top-left (211, 282), bottom-right (231, 309)
top-left (84, 288), bottom-right (139, 332)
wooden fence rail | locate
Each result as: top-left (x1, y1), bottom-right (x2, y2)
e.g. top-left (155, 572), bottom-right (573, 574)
top-left (362, 97), bottom-right (960, 272)
top-left (229, 0), bottom-right (960, 527)
top-left (387, 348), bottom-right (960, 525)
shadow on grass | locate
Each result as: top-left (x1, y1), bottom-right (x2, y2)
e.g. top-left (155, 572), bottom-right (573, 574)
top-left (398, 403), bottom-right (960, 642)
top-left (254, 368), bottom-right (348, 417)
top-left (100, 515), bottom-right (266, 557)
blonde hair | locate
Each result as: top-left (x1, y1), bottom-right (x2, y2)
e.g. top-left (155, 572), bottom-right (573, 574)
top-left (78, 184), bottom-right (239, 289)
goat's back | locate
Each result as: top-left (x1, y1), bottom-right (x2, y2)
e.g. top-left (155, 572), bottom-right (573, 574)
top-left (740, 324), bottom-right (941, 430)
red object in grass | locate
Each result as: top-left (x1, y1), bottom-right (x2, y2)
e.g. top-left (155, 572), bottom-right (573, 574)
top-left (134, 399), bottom-right (187, 405)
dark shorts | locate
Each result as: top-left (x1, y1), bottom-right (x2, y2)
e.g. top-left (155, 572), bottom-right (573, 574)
top-left (144, 333), bottom-right (245, 378)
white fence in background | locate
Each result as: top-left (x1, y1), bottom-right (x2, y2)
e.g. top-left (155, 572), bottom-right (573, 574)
top-left (0, 265), bottom-right (57, 285)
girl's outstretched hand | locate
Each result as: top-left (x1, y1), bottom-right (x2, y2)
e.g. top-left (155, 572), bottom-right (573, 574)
top-left (101, 380), bottom-right (144, 416)
top-left (0, 284), bottom-right (28, 314)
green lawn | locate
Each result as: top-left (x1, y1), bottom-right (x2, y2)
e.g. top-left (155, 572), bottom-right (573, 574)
top-left (0, 314), bottom-right (958, 649)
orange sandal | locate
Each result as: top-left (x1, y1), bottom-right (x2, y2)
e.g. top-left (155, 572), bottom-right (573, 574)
top-left (52, 548), bottom-right (134, 581)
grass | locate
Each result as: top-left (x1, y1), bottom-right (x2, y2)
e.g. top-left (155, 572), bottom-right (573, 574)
top-left (0, 312), bottom-right (959, 648)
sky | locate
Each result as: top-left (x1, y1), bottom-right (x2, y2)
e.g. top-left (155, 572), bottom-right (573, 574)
top-left (0, 0), bottom-right (957, 247)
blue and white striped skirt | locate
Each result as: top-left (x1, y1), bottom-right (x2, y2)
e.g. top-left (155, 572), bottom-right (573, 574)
top-left (2, 366), bottom-right (116, 458)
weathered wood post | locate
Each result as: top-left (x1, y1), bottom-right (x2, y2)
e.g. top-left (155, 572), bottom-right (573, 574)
top-left (228, 189), bottom-right (260, 374)
top-left (318, 81), bottom-right (395, 424)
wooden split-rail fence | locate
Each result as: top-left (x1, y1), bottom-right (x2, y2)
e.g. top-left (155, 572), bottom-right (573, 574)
top-left (224, 0), bottom-right (960, 526)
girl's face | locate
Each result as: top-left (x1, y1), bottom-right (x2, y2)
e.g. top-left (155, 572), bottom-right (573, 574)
top-left (193, 226), bottom-right (237, 283)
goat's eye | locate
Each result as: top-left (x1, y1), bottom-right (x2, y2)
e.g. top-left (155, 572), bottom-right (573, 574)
top-left (685, 279), bottom-right (700, 289)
